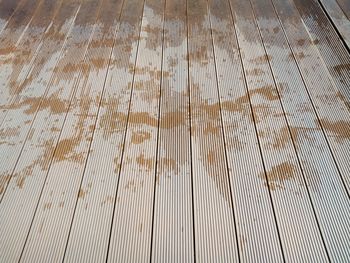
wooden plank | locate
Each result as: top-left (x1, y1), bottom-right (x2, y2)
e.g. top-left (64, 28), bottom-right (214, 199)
top-left (18, 0), bottom-right (125, 262)
top-left (292, 0), bottom-right (350, 109)
top-left (0, 0), bottom-right (102, 261)
top-left (151, 0), bottom-right (194, 261)
top-left (107, 0), bottom-right (164, 261)
top-left (229, 0), bottom-right (329, 260)
top-left (336, 0), bottom-right (350, 18)
top-left (319, 0), bottom-right (350, 48)
top-left (251, 0), bottom-right (350, 260)
top-left (0, 0), bottom-right (82, 200)
top-left (63, 0), bottom-right (145, 261)
top-left (0, 0), bottom-right (65, 124)
top-left (273, 0), bottom-right (350, 207)
top-left (187, 0), bottom-right (239, 261)
top-left (208, 0), bottom-right (283, 260)
top-left (0, 0), bottom-right (22, 34)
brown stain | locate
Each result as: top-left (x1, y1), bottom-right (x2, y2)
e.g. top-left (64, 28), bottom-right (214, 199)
top-left (15, 175), bottom-right (24, 189)
top-left (129, 112), bottom-right (158, 127)
top-left (251, 85), bottom-right (279, 101)
top-left (136, 153), bottom-right (153, 171)
top-left (297, 39), bottom-right (305, 46)
top-left (271, 126), bottom-right (291, 149)
top-left (190, 82), bottom-right (232, 204)
top-left (262, 162), bottom-right (296, 190)
top-left (143, 21), bottom-right (163, 50)
top-left (336, 91), bottom-right (350, 110)
top-left (159, 157), bottom-right (177, 173)
top-left (43, 202), bottom-right (52, 210)
top-left (251, 54), bottom-right (272, 64)
top-left (334, 63), bottom-right (350, 76)
top-left (0, 126), bottom-right (20, 139)
top-left (273, 27), bottom-right (280, 33)
top-left (320, 119), bottom-right (350, 141)
top-left (54, 96), bottom-right (93, 163)
top-left (13, 139), bottom-right (55, 190)
top-left (22, 96), bottom-right (66, 115)
top-left (78, 189), bottom-right (86, 199)
top-left (99, 97), bottom-right (124, 139)
top-left (131, 131), bottom-right (151, 144)
top-left (207, 150), bottom-right (215, 164)
top-left (160, 111), bottom-right (186, 129)
top-left (246, 68), bottom-right (265, 76)
top-left (0, 175), bottom-right (11, 195)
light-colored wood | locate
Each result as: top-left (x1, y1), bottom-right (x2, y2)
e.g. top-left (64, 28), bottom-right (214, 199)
top-left (19, 0), bottom-right (124, 261)
top-left (273, 0), bottom-right (350, 204)
top-left (229, 0), bottom-right (329, 260)
top-left (0, 1), bottom-right (82, 261)
top-left (320, 0), bottom-right (350, 49)
top-left (0, 0), bottom-right (350, 260)
top-left (64, 0), bottom-right (145, 261)
top-left (251, 0), bottom-right (350, 260)
top-left (106, 0), bottom-right (165, 261)
top-left (187, 0), bottom-right (239, 261)
top-left (208, 0), bottom-right (283, 260)
top-left (151, 0), bottom-right (194, 261)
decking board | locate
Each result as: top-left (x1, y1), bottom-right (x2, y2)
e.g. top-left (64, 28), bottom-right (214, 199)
top-left (0, 0), bottom-right (349, 261)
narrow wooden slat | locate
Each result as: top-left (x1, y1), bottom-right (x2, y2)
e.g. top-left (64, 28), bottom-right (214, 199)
top-left (107, 0), bottom-right (164, 261)
top-left (273, 0), bottom-right (350, 205)
top-left (251, 0), bottom-right (350, 260)
top-left (292, 0), bottom-right (350, 109)
top-left (64, 0), bottom-right (145, 260)
top-left (187, 0), bottom-right (239, 261)
top-left (229, 0), bottom-right (329, 260)
top-left (0, 0), bottom-right (82, 200)
top-left (208, 0), bottom-right (283, 260)
top-left (319, 0), bottom-right (350, 49)
top-left (151, 0), bottom-right (194, 261)
top-left (18, 0), bottom-right (125, 262)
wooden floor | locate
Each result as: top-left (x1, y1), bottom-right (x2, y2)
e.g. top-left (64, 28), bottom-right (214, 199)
top-left (0, 0), bottom-right (350, 261)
